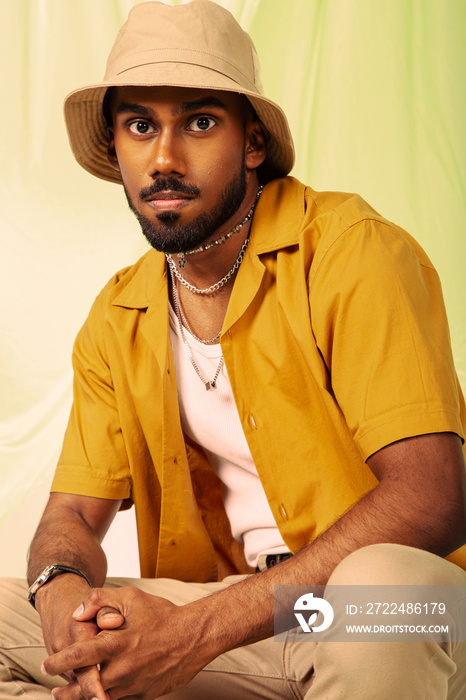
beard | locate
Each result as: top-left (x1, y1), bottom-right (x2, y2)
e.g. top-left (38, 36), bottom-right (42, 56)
top-left (123, 157), bottom-right (247, 255)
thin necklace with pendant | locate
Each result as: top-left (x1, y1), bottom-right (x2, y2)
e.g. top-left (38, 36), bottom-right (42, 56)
top-left (167, 187), bottom-right (261, 388)
top-left (165, 186), bottom-right (262, 294)
top-left (170, 271), bottom-right (224, 390)
top-left (175, 185), bottom-right (263, 269)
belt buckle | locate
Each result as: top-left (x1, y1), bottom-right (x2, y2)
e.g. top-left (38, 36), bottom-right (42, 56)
top-left (256, 553), bottom-right (291, 572)
top-left (256, 554), bottom-right (269, 572)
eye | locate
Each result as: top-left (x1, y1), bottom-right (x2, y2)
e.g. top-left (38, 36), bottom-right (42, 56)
top-left (187, 116), bottom-right (216, 132)
top-left (128, 120), bottom-right (155, 135)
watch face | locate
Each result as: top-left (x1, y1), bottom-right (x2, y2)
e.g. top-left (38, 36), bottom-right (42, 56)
top-left (40, 566), bottom-right (54, 581)
top-left (28, 565), bottom-right (59, 600)
top-left (39, 565), bottom-right (56, 582)
top-left (28, 565), bottom-right (90, 607)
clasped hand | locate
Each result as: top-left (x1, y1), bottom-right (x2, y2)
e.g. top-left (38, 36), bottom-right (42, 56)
top-left (43, 587), bottom-right (209, 700)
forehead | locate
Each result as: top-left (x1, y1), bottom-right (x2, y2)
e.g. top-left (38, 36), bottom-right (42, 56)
top-left (108, 85), bottom-right (250, 118)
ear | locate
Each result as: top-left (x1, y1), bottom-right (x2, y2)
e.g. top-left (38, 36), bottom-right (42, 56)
top-left (107, 127), bottom-right (120, 172)
top-left (244, 121), bottom-right (267, 171)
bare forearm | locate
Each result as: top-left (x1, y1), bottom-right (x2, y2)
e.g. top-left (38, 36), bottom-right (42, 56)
top-left (28, 513), bottom-right (105, 589)
top-left (27, 493), bottom-right (118, 588)
top-left (193, 444), bottom-right (466, 660)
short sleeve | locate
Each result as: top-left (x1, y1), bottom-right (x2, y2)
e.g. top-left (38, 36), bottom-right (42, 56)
top-left (51, 291), bottom-right (132, 499)
top-left (310, 218), bottom-right (464, 460)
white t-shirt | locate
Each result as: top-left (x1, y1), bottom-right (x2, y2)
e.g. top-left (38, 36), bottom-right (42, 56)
top-left (169, 304), bottom-right (289, 567)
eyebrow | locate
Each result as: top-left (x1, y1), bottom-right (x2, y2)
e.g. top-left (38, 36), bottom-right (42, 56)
top-left (114, 97), bottom-right (227, 119)
top-left (173, 97), bottom-right (227, 116)
top-left (115, 103), bottom-right (154, 118)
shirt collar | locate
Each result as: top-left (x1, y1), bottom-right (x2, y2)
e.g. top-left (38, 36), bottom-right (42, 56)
top-left (112, 176), bottom-right (305, 311)
top-left (249, 176), bottom-right (305, 255)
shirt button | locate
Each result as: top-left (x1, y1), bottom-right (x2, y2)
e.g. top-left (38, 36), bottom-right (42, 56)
top-left (248, 413), bottom-right (257, 429)
top-left (279, 504), bottom-right (288, 520)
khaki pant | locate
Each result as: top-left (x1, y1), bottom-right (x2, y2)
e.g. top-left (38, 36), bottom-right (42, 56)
top-left (1, 544), bottom-right (465, 699)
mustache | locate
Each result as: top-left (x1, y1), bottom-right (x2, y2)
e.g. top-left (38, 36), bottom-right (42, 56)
top-left (139, 177), bottom-right (200, 200)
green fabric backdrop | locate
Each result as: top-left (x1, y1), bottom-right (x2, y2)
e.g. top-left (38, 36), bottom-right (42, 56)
top-left (0, 0), bottom-right (464, 575)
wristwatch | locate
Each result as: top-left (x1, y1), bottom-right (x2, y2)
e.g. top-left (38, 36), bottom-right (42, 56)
top-left (27, 564), bottom-right (92, 608)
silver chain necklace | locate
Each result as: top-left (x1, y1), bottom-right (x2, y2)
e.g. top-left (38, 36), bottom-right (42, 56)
top-left (171, 279), bottom-right (221, 345)
top-left (170, 271), bottom-right (224, 390)
top-left (167, 188), bottom-right (263, 388)
top-left (166, 236), bottom-right (250, 295)
top-left (175, 185), bottom-right (263, 268)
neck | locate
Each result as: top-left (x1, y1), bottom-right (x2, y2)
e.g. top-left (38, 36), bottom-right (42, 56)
top-left (171, 179), bottom-right (262, 291)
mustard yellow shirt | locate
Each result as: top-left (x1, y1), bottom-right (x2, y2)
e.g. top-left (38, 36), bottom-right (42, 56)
top-left (52, 177), bottom-right (466, 579)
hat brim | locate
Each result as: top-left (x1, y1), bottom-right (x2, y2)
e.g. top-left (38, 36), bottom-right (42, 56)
top-left (64, 62), bottom-right (295, 184)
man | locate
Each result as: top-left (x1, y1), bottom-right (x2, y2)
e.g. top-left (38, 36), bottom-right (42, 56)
top-left (1, 1), bottom-right (465, 699)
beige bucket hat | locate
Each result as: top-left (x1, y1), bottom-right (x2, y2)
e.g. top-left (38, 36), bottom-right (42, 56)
top-left (64, 0), bottom-right (295, 184)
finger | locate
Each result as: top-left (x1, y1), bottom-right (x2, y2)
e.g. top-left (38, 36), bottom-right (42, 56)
top-left (75, 665), bottom-right (107, 700)
top-left (51, 665), bottom-right (106, 700)
top-left (42, 637), bottom-right (106, 678)
top-left (73, 589), bottom-right (123, 622)
top-left (96, 607), bottom-right (125, 630)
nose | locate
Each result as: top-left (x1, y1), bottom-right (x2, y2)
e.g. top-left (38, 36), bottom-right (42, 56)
top-left (149, 129), bottom-right (186, 177)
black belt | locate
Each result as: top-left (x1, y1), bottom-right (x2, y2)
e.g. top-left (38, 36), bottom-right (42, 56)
top-left (256, 552), bottom-right (292, 572)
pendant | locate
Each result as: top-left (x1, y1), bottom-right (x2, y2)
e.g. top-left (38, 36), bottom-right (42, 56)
top-left (178, 254), bottom-right (187, 269)
top-left (205, 381), bottom-right (217, 391)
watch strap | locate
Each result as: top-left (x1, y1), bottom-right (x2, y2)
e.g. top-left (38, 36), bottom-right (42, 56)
top-left (27, 564), bottom-right (92, 608)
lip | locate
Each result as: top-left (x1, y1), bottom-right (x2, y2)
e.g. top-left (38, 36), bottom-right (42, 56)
top-left (146, 191), bottom-right (194, 212)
